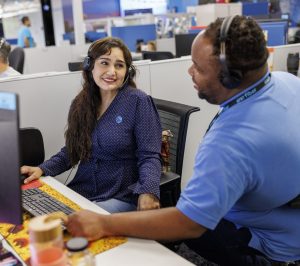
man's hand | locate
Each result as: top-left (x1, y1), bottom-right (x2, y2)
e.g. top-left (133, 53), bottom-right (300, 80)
top-left (137, 194), bottom-right (160, 211)
top-left (66, 210), bottom-right (107, 241)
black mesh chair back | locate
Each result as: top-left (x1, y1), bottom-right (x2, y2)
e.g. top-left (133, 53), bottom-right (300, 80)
top-left (153, 98), bottom-right (200, 206)
top-left (142, 51), bottom-right (174, 61)
top-left (68, 62), bottom-right (83, 72)
top-left (154, 98), bottom-right (200, 176)
top-left (9, 47), bottom-right (25, 74)
top-left (19, 128), bottom-right (45, 166)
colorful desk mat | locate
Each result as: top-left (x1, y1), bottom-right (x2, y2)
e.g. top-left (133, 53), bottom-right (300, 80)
top-left (0, 181), bottom-right (127, 265)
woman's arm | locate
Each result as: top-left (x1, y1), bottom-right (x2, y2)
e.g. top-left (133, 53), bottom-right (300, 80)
top-left (133, 95), bottom-right (162, 210)
top-left (38, 146), bottom-right (72, 177)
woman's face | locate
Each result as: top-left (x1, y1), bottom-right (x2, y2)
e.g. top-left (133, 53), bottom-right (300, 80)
top-left (92, 47), bottom-right (127, 92)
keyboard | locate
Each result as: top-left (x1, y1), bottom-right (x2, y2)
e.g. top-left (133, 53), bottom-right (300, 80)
top-left (22, 188), bottom-right (75, 217)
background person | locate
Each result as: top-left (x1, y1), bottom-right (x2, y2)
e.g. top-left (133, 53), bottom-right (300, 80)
top-left (65, 16), bottom-right (300, 266)
top-left (21, 37), bottom-right (162, 213)
top-left (0, 38), bottom-right (21, 78)
top-left (147, 40), bottom-right (157, 51)
top-left (17, 16), bottom-right (35, 48)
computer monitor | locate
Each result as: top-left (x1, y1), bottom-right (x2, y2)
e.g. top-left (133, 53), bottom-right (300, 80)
top-left (111, 24), bottom-right (156, 52)
top-left (175, 33), bottom-right (197, 58)
top-left (124, 8), bottom-right (152, 16)
top-left (0, 91), bottom-right (23, 225)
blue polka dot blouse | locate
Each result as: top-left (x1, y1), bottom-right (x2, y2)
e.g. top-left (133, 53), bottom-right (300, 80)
top-left (39, 86), bottom-right (162, 204)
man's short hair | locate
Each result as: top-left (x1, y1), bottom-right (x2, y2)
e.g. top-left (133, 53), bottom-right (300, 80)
top-left (21, 16), bottom-right (29, 24)
top-left (204, 15), bottom-right (269, 73)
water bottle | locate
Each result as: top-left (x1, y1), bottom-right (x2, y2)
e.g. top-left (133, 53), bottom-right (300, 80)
top-left (66, 237), bottom-right (95, 266)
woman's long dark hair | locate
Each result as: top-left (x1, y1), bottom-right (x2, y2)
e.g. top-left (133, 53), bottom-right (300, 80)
top-left (65, 37), bottom-right (137, 166)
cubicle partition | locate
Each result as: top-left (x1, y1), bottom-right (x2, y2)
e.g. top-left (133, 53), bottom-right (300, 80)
top-left (111, 24), bottom-right (157, 52)
top-left (0, 72), bottom-right (82, 182)
top-left (259, 21), bottom-right (288, 46)
top-left (23, 44), bottom-right (90, 74)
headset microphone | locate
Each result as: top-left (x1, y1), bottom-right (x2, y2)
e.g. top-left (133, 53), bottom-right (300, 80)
top-left (120, 66), bottom-right (133, 89)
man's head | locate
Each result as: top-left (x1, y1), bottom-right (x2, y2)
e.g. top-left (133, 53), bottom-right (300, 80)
top-left (0, 38), bottom-right (11, 65)
top-left (188, 15), bottom-right (269, 104)
top-left (21, 16), bottom-right (31, 27)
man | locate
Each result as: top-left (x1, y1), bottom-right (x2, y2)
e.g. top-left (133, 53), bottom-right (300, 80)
top-left (0, 38), bottom-right (21, 78)
top-left (17, 16), bottom-right (35, 48)
top-left (65, 16), bottom-right (300, 265)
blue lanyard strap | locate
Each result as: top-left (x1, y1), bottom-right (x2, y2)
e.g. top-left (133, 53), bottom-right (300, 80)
top-left (205, 73), bottom-right (271, 134)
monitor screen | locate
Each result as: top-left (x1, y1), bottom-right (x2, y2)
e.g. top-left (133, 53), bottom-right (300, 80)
top-left (111, 24), bottom-right (157, 52)
top-left (0, 91), bottom-right (22, 225)
top-left (175, 33), bottom-right (197, 58)
top-left (120, 0), bottom-right (167, 16)
top-left (124, 8), bottom-right (153, 16)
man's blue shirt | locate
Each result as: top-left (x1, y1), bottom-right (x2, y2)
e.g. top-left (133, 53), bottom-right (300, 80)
top-left (177, 71), bottom-right (300, 261)
top-left (17, 26), bottom-right (34, 48)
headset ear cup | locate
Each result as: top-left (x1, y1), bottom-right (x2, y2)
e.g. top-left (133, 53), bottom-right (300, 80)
top-left (228, 69), bottom-right (243, 88)
top-left (220, 69), bottom-right (243, 89)
top-left (83, 56), bottom-right (91, 71)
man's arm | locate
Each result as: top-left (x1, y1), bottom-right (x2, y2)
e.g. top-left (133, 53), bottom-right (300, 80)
top-left (24, 37), bottom-right (30, 48)
top-left (66, 207), bottom-right (207, 241)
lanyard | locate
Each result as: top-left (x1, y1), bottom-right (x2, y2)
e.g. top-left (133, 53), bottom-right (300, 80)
top-left (205, 73), bottom-right (271, 134)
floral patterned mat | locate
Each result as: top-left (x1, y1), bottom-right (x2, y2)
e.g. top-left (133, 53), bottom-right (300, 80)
top-left (0, 182), bottom-right (127, 265)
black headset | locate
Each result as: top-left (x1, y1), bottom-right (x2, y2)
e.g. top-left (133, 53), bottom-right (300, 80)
top-left (219, 15), bottom-right (243, 89)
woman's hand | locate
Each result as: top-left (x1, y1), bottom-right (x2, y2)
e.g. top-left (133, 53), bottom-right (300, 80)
top-left (20, 166), bottom-right (43, 184)
top-left (137, 193), bottom-right (160, 211)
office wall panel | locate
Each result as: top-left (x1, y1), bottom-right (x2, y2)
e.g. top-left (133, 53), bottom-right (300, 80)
top-left (0, 72), bottom-right (82, 182)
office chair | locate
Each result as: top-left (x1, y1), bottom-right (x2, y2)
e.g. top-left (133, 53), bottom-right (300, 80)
top-left (8, 47), bottom-right (25, 74)
top-left (142, 51), bottom-right (174, 61)
top-left (19, 128), bottom-right (45, 166)
top-left (68, 62), bottom-right (83, 72)
top-left (153, 98), bottom-right (200, 207)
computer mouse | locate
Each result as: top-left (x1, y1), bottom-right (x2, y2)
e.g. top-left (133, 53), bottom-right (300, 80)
top-left (20, 174), bottom-right (28, 184)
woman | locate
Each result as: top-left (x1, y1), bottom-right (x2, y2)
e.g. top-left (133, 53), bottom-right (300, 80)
top-left (21, 37), bottom-right (162, 213)
top-left (0, 38), bottom-right (21, 78)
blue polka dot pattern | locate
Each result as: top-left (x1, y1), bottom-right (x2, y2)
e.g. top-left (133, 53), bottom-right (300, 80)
top-left (39, 86), bottom-right (162, 205)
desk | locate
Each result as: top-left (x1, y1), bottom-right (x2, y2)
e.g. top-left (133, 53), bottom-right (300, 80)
top-left (1, 177), bottom-right (194, 266)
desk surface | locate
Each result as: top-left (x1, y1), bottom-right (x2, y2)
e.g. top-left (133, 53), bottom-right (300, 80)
top-left (2, 177), bottom-right (194, 266)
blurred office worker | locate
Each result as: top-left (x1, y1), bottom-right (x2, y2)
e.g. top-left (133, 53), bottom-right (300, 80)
top-left (21, 37), bottom-right (162, 214)
top-left (17, 16), bottom-right (35, 48)
top-left (0, 38), bottom-right (21, 78)
top-left (66, 16), bottom-right (300, 266)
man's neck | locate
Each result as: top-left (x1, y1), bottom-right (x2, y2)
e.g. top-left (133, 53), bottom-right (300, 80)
top-left (221, 65), bottom-right (268, 104)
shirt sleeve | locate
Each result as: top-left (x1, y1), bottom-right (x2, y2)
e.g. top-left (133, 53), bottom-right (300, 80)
top-left (39, 146), bottom-right (72, 177)
top-left (132, 95), bottom-right (162, 198)
top-left (23, 28), bottom-right (31, 38)
top-left (176, 134), bottom-right (251, 230)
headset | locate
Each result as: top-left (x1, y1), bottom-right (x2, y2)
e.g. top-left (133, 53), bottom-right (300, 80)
top-left (219, 15), bottom-right (243, 89)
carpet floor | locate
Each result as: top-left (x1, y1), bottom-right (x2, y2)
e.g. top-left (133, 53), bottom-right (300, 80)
top-left (175, 243), bottom-right (219, 266)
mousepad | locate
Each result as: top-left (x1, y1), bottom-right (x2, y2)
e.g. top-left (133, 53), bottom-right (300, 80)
top-left (0, 181), bottom-right (127, 265)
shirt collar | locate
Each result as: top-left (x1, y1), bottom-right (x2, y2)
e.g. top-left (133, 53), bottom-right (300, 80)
top-left (220, 71), bottom-right (271, 108)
